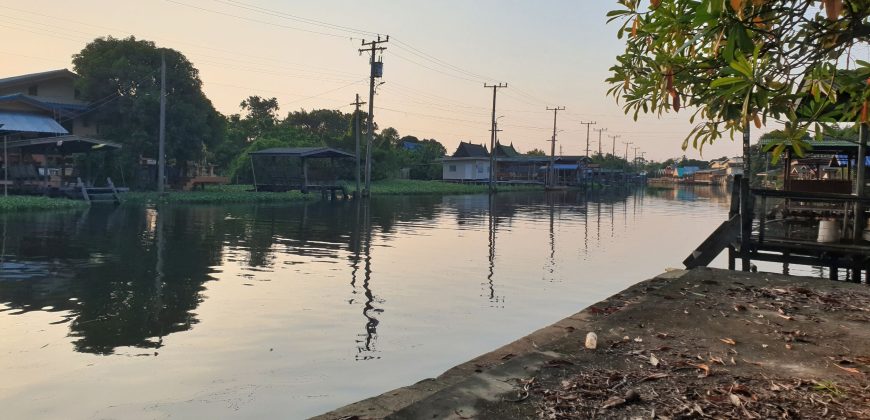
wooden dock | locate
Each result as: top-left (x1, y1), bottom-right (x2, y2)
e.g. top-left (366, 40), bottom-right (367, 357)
top-left (685, 176), bottom-right (870, 283)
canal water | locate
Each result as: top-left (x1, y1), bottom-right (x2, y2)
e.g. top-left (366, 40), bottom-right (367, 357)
top-left (0, 187), bottom-right (732, 419)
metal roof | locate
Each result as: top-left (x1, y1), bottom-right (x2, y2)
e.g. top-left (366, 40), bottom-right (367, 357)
top-left (0, 111), bottom-right (68, 134)
top-left (757, 137), bottom-right (860, 152)
top-left (0, 69), bottom-right (76, 89)
top-left (0, 94), bottom-right (88, 117)
top-left (249, 147), bottom-right (355, 158)
top-left (5, 135), bottom-right (121, 154)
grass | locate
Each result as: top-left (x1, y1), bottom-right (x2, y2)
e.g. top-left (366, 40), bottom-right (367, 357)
top-left (350, 179), bottom-right (544, 195)
top-left (0, 196), bottom-right (87, 212)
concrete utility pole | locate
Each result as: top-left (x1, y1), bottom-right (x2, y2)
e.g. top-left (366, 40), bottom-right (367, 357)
top-left (158, 52), bottom-right (166, 194)
top-left (580, 121), bottom-right (596, 157)
top-left (594, 127), bottom-right (607, 156)
top-left (608, 134), bottom-right (621, 157)
top-left (484, 83), bottom-right (507, 192)
top-left (359, 35), bottom-right (388, 197)
top-left (350, 94), bottom-right (366, 197)
top-left (623, 141), bottom-right (633, 161)
top-left (546, 106), bottom-right (565, 188)
top-left (632, 146), bottom-right (641, 168)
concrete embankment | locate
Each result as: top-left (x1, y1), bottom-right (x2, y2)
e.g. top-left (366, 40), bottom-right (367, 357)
top-left (315, 268), bottom-right (870, 419)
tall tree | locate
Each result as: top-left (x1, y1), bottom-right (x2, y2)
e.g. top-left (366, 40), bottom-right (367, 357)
top-left (240, 96), bottom-right (279, 138)
top-left (73, 36), bottom-right (223, 187)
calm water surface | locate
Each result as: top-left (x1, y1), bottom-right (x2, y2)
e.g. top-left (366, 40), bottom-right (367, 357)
top-left (0, 188), bottom-right (733, 419)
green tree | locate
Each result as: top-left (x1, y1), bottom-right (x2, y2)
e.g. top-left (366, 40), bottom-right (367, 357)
top-left (73, 36), bottom-right (223, 188)
top-left (213, 96), bottom-right (281, 174)
top-left (240, 96), bottom-right (279, 138)
top-left (525, 148), bottom-right (546, 156)
top-left (607, 0), bottom-right (870, 155)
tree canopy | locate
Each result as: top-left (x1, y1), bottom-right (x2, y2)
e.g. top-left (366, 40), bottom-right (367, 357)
top-left (73, 36), bottom-right (223, 186)
top-left (607, 0), bottom-right (870, 155)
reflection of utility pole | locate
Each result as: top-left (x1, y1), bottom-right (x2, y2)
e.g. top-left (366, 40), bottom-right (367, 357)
top-left (546, 106), bottom-right (565, 188)
top-left (485, 83), bottom-right (508, 192)
top-left (359, 36), bottom-right (388, 197)
top-left (357, 200), bottom-right (380, 360)
top-left (580, 121), bottom-right (596, 157)
top-left (486, 194), bottom-right (502, 305)
top-left (153, 206), bottom-right (166, 349)
top-left (594, 128), bottom-right (607, 156)
top-left (350, 94), bottom-right (366, 197)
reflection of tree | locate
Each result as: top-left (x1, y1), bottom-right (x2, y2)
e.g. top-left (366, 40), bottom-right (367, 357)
top-left (0, 189), bottom-right (652, 357)
top-left (0, 206), bottom-right (222, 354)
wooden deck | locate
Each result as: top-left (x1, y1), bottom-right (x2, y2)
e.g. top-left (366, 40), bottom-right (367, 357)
top-left (685, 178), bottom-right (870, 283)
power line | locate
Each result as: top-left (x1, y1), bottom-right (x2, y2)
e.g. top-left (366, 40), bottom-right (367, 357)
top-left (164, 0), bottom-right (361, 39)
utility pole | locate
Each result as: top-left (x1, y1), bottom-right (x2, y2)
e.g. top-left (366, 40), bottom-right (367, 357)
top-left (484, 83), bottom-right (507, 192)
top-left (350, 94), bottom-right (366, 197)
top-left (580, 121), bottom-right (596, 157)
top-left (158, 52), bottom-right (166, 194)
top-left (608, 134), bottom-right (622, 157)
top-left (359, 35), bottom-right (388, 197)
top-left (623, 141), bottom-right (633, 161)
top-left (632, 146), bottom-right (641, 168)
top-left (546, 106), bottom-right (565, 188)
top-left (594, 127), bottom-right (607, 156)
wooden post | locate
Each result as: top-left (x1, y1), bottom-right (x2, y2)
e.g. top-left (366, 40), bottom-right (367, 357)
top-left (302, 158), bottom-right (309, 193)
top-left (854, 123), bottom-right (867, 242)
top-left (250, 155), bottom-right (258, 192)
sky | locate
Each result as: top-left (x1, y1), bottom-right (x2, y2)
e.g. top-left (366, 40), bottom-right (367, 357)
top-left (0, 0), bottom-right (759, 161)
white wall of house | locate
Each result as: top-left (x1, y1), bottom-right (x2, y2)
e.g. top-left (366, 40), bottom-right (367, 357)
top-left (443, 159), bottom-right (490, 181)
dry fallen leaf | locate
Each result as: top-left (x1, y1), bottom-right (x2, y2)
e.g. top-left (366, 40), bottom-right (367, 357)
top-left (834, 364), bottom-right (863, 375)
top-left (729, 393), bottom-right (742, 407)
top-left (650, 353), bottom-right (660, 367)
top-left (689, 362), bottom-right (710, 377)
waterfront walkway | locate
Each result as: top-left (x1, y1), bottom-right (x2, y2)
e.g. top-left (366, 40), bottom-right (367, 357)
top-left (315, 268), bottom-right (870, 419)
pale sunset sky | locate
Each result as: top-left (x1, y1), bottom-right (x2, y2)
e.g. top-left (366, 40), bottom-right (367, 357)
top-left (1, 0), bottom-right (755, 161)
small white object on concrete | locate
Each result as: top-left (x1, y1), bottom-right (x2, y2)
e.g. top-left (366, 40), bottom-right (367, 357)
top-left (585, 332), bottom-right (598, 350)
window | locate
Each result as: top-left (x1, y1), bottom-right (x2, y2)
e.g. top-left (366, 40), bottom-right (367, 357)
top-left (449, 165), bottom-right (457, 172)
top-left (27, 85), bottom-right (38, 96)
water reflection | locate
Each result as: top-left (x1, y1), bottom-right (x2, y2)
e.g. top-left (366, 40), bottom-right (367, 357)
top-left (0, 187), bottom-right (725, 358)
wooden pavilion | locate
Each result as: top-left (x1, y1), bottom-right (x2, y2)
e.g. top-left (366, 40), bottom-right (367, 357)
top-left (249, 147), bottom-right (354, 194)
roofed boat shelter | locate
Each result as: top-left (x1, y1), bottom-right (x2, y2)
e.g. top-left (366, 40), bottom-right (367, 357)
top-left (249, 147), bottom-right (354, 193)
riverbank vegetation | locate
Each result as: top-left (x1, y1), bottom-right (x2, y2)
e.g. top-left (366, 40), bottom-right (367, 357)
top-left (120, 180), bottom-right (545, 204)
top-left (0, 196), bottom-right (87, 212)
top-left (121, 184), bottom-right (311, 205)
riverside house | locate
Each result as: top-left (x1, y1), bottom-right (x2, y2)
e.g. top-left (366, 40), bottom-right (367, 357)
top-left (0, 69), bottom-right (120, 193)
top-left (442, 141), bottom-right (491, 182)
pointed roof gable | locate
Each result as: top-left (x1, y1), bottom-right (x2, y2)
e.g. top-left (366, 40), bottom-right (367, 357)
top-left (494, 142), bottom-right (520, 157)
top-left (452, 141), bottom-right (489, 158)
